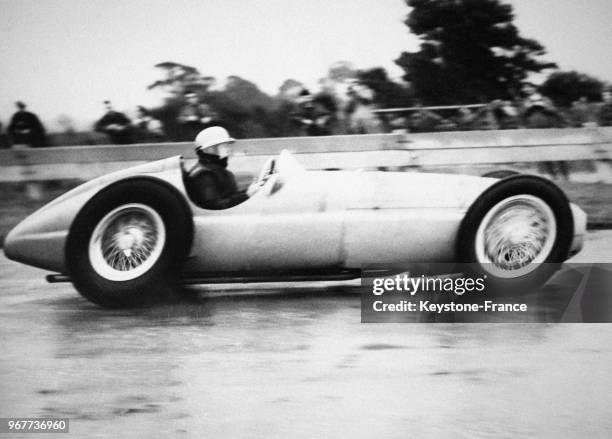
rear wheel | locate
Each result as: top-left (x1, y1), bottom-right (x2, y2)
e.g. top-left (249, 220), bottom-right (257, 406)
top-left (66, 180), bottom-right (193, 308)
top-left (457, 176), bottom-right (573, 293)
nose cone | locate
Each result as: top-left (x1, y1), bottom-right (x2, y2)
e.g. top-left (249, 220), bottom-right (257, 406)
top-left (3, 207), bottom-right (69, 273)
top-left (3, 223), bottom-right (21, 261)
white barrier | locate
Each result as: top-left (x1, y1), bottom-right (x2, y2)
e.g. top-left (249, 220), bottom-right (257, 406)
top-left (1, 128), bottom-right (611, 182)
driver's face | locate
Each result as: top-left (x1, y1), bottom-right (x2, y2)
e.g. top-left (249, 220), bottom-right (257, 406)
top-left (217, 143), bottom-right (231, 159)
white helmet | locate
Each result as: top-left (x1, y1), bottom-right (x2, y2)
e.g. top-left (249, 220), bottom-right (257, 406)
top-left (195, 126), bottom-right (234, 152)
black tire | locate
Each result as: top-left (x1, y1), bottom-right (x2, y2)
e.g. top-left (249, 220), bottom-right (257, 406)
top-left (482, 169), bottom-right (520, 179)
top-left (66, 179), bottom-right (193, 308)
top-left (456, 175), bottom-right (573, 294)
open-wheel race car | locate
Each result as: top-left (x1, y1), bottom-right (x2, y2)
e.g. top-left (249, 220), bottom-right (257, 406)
top-left (4, 150), bottom-right (586, 308)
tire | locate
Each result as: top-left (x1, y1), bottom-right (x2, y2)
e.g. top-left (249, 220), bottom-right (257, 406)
top-left (482, 169), bottom-right (520, 179)
top-left (456, 175), bottom-right (573, 294)
top-left (66, 179), bottom-right (193, 308)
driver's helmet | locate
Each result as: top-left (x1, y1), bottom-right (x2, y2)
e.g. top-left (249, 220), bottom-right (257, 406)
top-left (195, 126), bottom-right (235, 156)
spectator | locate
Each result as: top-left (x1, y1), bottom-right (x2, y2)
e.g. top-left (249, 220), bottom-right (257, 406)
top-left (177, 91), bottom-right (218, 141)
top-left (133, 106), bottom-right (166, 142)
top-left (436, 118), bottom-right (459, 131)
top-left (313, 93), bottom-right (340, 134)
top-left (455, 106), bottom-right (475, 130)
top-left (492, 100), bottom-right (520, 129)
top-left (519, 85), bottom-right (569, 179)
top-left (523, 103), bottom-right (566, 128)
top-left (0, 120), bottom-right (2, 144)
top-left (7, 101), bottom-right (46, 147)
top-left (0, 119), bottom-right (8, 148)
top-left (470, 103), bottom-right (500, 130)
top-left (519, 84), bottom-right (566, 128)
top-left (570, 96), bottom-right (598, 127)
top-left (345, 84), bottom-right (385, 134)
top-left (388, 116), bottom-right (408, 134)
top-left (94, 100), bottom-right (133, 144)
top-left (597, 88), bottom-right (612, 126)
top-left (406, 104), bottom-right (442, 133)
top-left (290, 89), bottom-right (336, 136)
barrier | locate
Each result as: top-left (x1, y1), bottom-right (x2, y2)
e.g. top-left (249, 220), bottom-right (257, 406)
top-left (1, 128), bottom-right (611, 182)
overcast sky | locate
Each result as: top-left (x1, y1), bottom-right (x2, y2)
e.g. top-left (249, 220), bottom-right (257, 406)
top-left (1, 0), bottom-right (611, 130)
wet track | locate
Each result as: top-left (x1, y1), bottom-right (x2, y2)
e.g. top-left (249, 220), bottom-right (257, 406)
top-left (1, 231), bottom-right (612, 438)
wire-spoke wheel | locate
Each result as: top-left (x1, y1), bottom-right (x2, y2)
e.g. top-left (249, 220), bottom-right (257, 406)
top-left (457, 175), bottom-right (573, 294)
top-left (89, 204), bottom-right (166, 281)
top-left (475, 195), bottom-right (556, 278)
top-left (67, 179), bottom-right (193, 308)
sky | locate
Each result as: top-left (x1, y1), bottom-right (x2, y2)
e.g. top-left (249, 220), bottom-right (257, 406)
top-left (1, 0), bottom-right (611, 130)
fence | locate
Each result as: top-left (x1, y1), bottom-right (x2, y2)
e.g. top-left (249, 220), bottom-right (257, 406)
top-left (1, 127), bottom-right (611, 182)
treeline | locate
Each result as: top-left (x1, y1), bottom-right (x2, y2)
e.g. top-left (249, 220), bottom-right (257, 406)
top-left (145, 62), bottom-right (414, 140)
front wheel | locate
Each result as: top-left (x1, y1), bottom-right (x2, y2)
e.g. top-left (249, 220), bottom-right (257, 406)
top-left (457, 176), bottom-right (573, 294)
top-left (66, 179), bottom-right (193, 308)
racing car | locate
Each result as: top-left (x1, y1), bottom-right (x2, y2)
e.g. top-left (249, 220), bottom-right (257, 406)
top-left (4, 150), bottom-right (586, 307)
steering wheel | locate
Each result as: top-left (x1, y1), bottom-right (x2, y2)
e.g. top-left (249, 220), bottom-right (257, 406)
top-left (247, 158), bottom-right (277, 197)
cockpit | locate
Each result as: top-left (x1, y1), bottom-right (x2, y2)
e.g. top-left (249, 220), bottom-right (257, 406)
top-left (182, 150), bottom-right (304, 210)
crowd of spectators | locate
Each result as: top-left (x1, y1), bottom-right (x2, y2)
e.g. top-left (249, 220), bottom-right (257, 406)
top-left (289, 82), bottom-right (386, 136)
top-left (384, 85), bottom-right (612, 134)
top-left (0, 99), bottom-right (168, 148)
top-left (2, 84), bottom-right (612, 148)
top-left (288, 82), bottom-right (612, 136)
top-left (176, 91), bottom-right (218, 141)
top-left (93, 101), bottom-right (168, 145)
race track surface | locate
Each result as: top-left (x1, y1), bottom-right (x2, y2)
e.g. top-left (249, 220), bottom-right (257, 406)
top-left (1, 231), bottom-right (611, 438)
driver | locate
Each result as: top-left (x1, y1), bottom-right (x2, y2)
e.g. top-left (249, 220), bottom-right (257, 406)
top-left (187, 126), bottom-right (248, 209)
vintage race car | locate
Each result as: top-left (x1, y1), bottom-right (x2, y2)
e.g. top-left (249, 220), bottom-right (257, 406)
top-left (4, 151), bottom-right (586, 307)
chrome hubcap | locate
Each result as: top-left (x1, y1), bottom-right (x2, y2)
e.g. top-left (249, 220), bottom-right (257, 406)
top-left (89, 204), bottom-right (166, 281)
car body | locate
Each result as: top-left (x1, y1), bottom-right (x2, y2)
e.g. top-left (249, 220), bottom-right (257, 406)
top-left (4, 151), bottom-right (587, 307)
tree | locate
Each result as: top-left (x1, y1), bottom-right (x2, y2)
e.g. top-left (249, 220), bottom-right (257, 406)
top-left (148, 61), bottom-right (215, 96)
top-left (396, 0), bottom-right (556, 105)
top-left (356, 68), bottom-right (414, 108)
top-left (326, 61), bottom-right (357, 82)
top-left (223, 76), bottom-right (276, 112)
top-left (540, 71), bottom-right (605, 108)
top-left (148, 61), bottom-right (295, 139)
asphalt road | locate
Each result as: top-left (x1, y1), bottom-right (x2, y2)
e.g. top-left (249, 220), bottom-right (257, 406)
top-left (0, 231), bottom-right (611, 438)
